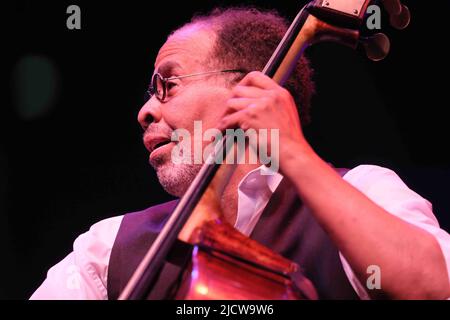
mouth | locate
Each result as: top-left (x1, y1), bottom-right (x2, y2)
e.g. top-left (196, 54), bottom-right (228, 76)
top-left (144, 135), bottom-right (173, 155)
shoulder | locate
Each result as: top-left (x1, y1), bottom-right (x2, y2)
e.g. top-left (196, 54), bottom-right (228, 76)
top-left (72, 215), bottom-right (124, 263)
top-left (30, 201), bottom-right (178, 300)
top-left (30, 214), bottom-right (125, 300)
top-left (343, 164), bottom-right (424, 196)
top-left (343, 164), bottom-right (410, 188)
top-left (342, 164), bottom-right (437, 225)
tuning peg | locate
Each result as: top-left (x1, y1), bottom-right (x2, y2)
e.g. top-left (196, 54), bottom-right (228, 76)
top-left (381, 1), bottom-right (411, 29)
top-left (360, 33), bottom-right (391, 61)
top-left (389, 5), bottom-right (410, 30)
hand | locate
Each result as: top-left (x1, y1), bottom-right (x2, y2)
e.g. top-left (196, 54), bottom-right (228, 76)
top-left (217, 71), bottom-right (311, 173)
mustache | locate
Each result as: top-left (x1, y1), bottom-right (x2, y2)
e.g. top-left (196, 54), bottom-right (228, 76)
top-left (143, 124), bottom-right (173, 139)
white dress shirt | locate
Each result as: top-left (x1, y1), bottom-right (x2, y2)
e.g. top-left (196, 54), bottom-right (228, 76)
top-left (30, 165), bottom-right (450, 300)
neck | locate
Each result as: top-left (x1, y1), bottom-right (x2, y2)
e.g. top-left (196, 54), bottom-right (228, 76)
top-left (215, 143), bottom-right (262, 226)
top-left (178, 144), bottom-right (260, 243)
top-left (220, 162), bottom-right (259, 226)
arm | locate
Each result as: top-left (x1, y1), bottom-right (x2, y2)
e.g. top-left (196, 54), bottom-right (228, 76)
top-left (219, 71), bottom-right (450, 299)
top-left (284, 145), bottom-right (450, 299)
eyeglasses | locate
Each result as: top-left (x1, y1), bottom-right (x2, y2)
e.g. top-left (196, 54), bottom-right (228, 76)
top-left (145, 69), bottom-right (243, 102)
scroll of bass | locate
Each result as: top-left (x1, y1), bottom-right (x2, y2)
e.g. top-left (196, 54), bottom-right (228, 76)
top-left (118, 0), bottom-right (411, 300)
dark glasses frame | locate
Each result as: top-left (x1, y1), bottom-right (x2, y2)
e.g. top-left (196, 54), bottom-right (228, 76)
top-left (146, 69), bottom-right (244, 102)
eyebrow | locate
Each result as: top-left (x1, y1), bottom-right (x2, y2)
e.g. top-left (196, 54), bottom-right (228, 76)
top-left (155, 61), bottom-right (182, 77)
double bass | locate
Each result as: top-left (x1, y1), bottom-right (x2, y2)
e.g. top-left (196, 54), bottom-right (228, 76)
top-left (119, 0), bottom-right (411, 300)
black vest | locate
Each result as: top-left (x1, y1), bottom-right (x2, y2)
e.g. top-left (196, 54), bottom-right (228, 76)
top-left (107, 168), bottom-right (358, 300)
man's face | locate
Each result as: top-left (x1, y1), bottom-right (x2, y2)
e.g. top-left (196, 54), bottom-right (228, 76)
top-left (138, 24), bottom-right (232, 196)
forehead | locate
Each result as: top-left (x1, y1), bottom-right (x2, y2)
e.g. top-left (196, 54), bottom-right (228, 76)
top-left (154, 24), bottom-right (216, 75)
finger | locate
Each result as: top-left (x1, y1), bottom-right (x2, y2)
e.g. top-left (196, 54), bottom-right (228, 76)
top-left (232, 84), bottom-right (267, 99)
top-left (239, 71), bottom-right (279, 90)
top-left (225, 97), bottom-right (257, 114)
top-left (217, 109), bottom-right (248, 132)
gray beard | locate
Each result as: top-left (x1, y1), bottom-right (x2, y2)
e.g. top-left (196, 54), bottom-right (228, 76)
top-left (152, 160), bottom-right (202, 197)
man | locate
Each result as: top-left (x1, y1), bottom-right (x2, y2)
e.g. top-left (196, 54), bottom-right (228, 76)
top-left (31, 7), bottom-right (450, 299)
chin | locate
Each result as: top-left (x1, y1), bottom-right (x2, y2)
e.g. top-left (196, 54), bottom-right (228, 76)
top-left (152, 161), bottom-right (202, 197)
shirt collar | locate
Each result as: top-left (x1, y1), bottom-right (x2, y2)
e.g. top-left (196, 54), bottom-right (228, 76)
top-left (238, 165), bottom-right (283, 194)
top-left (234, 165), bottom-right (283, 234)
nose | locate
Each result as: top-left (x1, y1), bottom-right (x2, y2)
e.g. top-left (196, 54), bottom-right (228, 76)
top-left (137, 97), bottom-right (162, 130)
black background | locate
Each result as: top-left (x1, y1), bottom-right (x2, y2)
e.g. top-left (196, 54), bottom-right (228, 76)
top-left (2, 1), bottom-right (450, 299)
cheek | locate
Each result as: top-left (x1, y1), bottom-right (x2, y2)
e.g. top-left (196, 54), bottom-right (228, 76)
top-left (165, 87), bottom-right (229, 131)
top-left (194, 88), bottom-right (230, 126)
